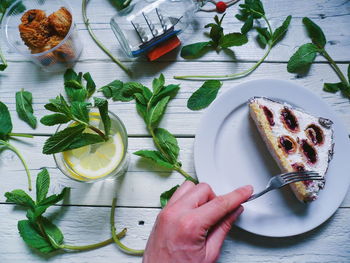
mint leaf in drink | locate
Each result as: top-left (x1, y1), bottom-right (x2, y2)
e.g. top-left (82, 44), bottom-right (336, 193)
top-left (43, 124), bottom-right (86, 154)
top-left (272, 15), bottom-right (292, 46)
top-left (180, 42), bottom-right (211, 59)
top-left (41, 217), bottom-right (64, 248)
top-left (287, 43), bottom-right (319, 73)
top-left (63, 133), bottom-right (105, 151)
top-left (40, 114), bottom-right (71, 126)
top-left (18, 220), bottom-right (55, 253)
top-left (15, 89), bottom-right (37, 129)
top-left (83, 72), bottom-right (96, 99)
top-left (148, 96), bottom-right (170, 127)
top-left (0, 101), bottom-right (13, 140)
top-left (134, 150), bottom-right (175, 169)
top-left (302, 17), bottom-right (326, 49)
top-left (160, 185), bottom-right (179, 208)
top-left (71, 101), bottom-right (90, 123)
top-left (94, 97), bottom-right (111, 138)
top-left (36, 168), bottom-right (50, 203)
top-left (5, 189), bottom-right (35, 208)
top-left (219, 33), bottom-right (248, 48)
top-left (187, 80), bottom-right (222, 110)
top-left (154, 128), bottom-right (179, 164)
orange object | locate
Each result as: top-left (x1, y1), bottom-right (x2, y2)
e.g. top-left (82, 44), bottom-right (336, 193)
top-left (147, 36), bottom-right (181, 61)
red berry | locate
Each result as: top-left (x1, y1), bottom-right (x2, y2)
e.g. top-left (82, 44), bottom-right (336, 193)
top-left (216, 1), bottom-right (227, 13)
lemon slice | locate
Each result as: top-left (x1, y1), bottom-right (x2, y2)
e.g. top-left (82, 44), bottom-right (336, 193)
top-left (63, 132), bottom-right (124, 180)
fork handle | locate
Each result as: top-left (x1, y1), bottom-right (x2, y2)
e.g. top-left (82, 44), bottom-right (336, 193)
top-left (244, 186), bottom-right (273, 203)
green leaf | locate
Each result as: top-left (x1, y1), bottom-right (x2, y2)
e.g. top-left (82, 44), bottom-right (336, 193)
top-left (64, 68), bottom-right (79, 83)
top-left (43, 124), bottom-right (85, 154)
top-left (219, 33), bottom-right (248, 48)
top-left (5, 189), bottom-right (35, 208)
top-left (256, 27), bottom-right (271, 41)
top-left (302, 17), bottom-right (326, 49)
top-left (152, 74), bottom-right (165, 95)
top-left (187, 80), bottom-right (223, 110)
top-left (148, 96), bottom-right (170, 127)
top-left (160, 185), bottom-right (179, 208)
top-left (207, 24), bottom-right (224, 47)
top-left (65, 86), bottom-right (87, 102)
top-left (63, 133), bottom-right (105, 151)
top-left (134, 150), bottom-right (175, 169)
top-left (256, 33), bottom-right (267, 48)
top-left (41, 217), bottom-right (64, 247)
top-left (100, 80), bottom-right (124, 100)
top-left (136, 101), bottom-right (147, 122)
top-left (272, 15), bottom-right (292, 46)
top-left (247, 0), bottom-right (265, 16)
top-left (40, 114), bottom-right (71, 126)
top-left (154, 128), bottom-right (179, 164)
top-left (181, 42), bottom-right (211, 59)
top-left (0, 101), bottom-right (12, 140)
top-left (47, 96), bottom-right (71, 116)
top-left (83, 72), bottom-right (96, 98)
top-left (287, 43), bottom-right (319, 73)
top-left (15, 89), bottom-right (37, 129)
top-left (339, 83), bottom-right (350, 98)
top-left (348, 64), bottom-right (350, 83)
top-left (36, 169), bottom-right (50, 203)
top-left (71, 101), bottom-right (90, 123)
top-left (323, 82), bottom-right (345, 93)
top-left (18, 220), bottom-right (55, 253)
top-left (153, 84), bottom-right (180, 104)
top-left (241, 16), bottom-right (253, 34)
top-left (38, 187), bottom-right (69, 207)
top-left (94, 97), bottom-right (111, 137)
top-left (26, 206), bottom-right (49, 223)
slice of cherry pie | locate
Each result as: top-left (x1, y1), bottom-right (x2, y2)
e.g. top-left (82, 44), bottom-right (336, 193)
top-left (249, 97), bottom-right (334, 202)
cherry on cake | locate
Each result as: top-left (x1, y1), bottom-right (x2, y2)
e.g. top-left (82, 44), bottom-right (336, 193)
top-left (249, 97), bottom-right (334, 202)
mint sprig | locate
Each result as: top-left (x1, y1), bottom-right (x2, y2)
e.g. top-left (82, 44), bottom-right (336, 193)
top-left (174, 0), bottom-right (292, 80)
top-left (287, 17), bottom-right (350, 98)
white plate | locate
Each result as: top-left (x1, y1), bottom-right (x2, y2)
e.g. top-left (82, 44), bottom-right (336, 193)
top-left (194, 79), bottom-right (350, 237)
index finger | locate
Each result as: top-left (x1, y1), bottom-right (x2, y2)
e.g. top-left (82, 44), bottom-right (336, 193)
top-left (195, 185), bottom-right (253, 228)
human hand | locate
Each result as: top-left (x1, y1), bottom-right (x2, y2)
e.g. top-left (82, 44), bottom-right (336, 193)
top-left (143, 181), bottom-right (253, 263)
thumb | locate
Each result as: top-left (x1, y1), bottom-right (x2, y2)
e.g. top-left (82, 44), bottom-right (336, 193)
top-left (205, 206), bottom-right (244, 262)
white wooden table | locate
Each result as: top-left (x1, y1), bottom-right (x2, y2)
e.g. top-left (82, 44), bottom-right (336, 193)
top-left (1, 0), bottom-right (350, 262)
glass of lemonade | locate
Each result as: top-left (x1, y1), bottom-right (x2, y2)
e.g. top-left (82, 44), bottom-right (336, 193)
top-left (54, 110), bottom-right (129, 183)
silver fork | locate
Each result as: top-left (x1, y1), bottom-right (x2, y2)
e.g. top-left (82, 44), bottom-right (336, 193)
top-left (245, 171), bottom-right (324, 202)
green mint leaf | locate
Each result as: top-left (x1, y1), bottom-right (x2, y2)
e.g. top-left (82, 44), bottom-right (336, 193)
top-left (247, 0), bottom-right (265, 16)
top-left (94, 97), bottom-right (111, 137)
top-left (302, 17), bottom-right (326, 49)
top-left (134, 93), bottom-right (148, 105)
top-left (219, 33), bottom-right (248, 48)
top-left (136, 101), bottom-right (147, 122)
top-left (38, 187), bottom-right (69, 207)
top-left (71, 101), bottom-right (90, 123)
top-left (287, 43), bottom-right (319, 73)
top-left (339, 83), bottom-right (350, 98)
top-left (134, 150), bottom-right (175, 169)
top-left (18, 220), bottom-right (55, 253)
top-left (65, 86), bottom-right (87, 103)
top-left (272, 15), bottom-right (292, 46)
top-left (187, 80), bottom-right (223, 110)
top-left (323, 82), bottom-right (344, 93)
top-left (0, 64), bottom-right (7, 71)
top-left (153, 84), bottom-right (180, 105)
top-left (160, 185), bottom-right (179, 208)
top-left (36, 168), bottom-right (50, 203)
top-left (208, 24), bottom-right (224, 47)
top-left (5, 189), bottom-right (35, 208)
top-left (256, 27), bottom-right (271, 42)
top-left (43, 124), bottom-right (85, 154)
top-left (41, 217), bottom-right (64, 247)
top-left (15, 89), bottom-right (37, 129)
top-left (83, 72), bottom-right (96, 98)
top-left (63, 133), bottom-right (105, 151)
top-left (235, 12), bottom-right (249, 22)
top-left (100, 80), bottom-right (124, 100)
top-left (241, 16), bottom-right (253, 34)
top-left (148, 96), bottom-right (170, 127)
top-left (122, 82), bottom-right (145, 99)
top-left (65, 79), bottom-right (84, 89)
top-left (40, 114), bottom-right (71, 126)
top-left (152, 74), bottom-right (165, 95)
top-left (180, 42), bottom-right (211, 59)
top-left (154, 128), bottom-right (179, 164)
top-left (26, 206), bottom-right (49, 223)
top-left (0, 101), bottom-right (13, 140)
top-left (64, 68), bottom-right (79, 83)
top-left (256, 33), bottom-right (267, 48)
top-left (46, 96), bottom-right (71, 116)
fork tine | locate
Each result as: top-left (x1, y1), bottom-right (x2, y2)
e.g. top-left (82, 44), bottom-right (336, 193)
top-left (281, 171), bottom-right (319, 179)
top-left (283, 174), bottom-right (321, 182)
top-left (285, 176), bottom-right (324, 184)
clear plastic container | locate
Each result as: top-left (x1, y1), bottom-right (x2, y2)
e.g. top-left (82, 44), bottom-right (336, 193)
top-left (110, 0), bottom-right (206, 58)
top-left (54, 110), bottom-right (129, 183)
top-left (1, 0), bottom-right (83, 72)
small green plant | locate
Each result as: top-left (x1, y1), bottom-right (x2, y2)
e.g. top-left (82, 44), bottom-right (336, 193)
top-left (287, 17), bottom-right (350, 98)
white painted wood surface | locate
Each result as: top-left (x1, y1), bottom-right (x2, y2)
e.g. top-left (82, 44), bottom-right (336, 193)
top-left (0, 0), bottom-right (349, 262)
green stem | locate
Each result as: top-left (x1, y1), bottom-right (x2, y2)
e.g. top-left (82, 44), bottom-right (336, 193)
top-left (321, 49), bottom-right (349, 86)
top-left (174, 45), bottom-right (272, 80)
top-left (8, 133), bottom-right (34, 138)
top-left (110, 198), bottom-right (144, 255)
top-left (174, 166), bottom-right (198, 184)
top-left (88, 125), bottom-right (107, 140)
top-left (82, 0), bottom-right (132, 76)
top-left (0, 140), bottom-right (32, 191)
top-left (262, 15), bottom-right (273, 36)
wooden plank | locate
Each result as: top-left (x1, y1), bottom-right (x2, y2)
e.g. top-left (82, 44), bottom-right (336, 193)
top-left (0, 204), bottom-right (349, 262)
top-left (0, 62), bottom-right (349, 135)
top-left (1, 0), bottom-right (349, 62)
top-left (1, 136), bottom-right (349, 207)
